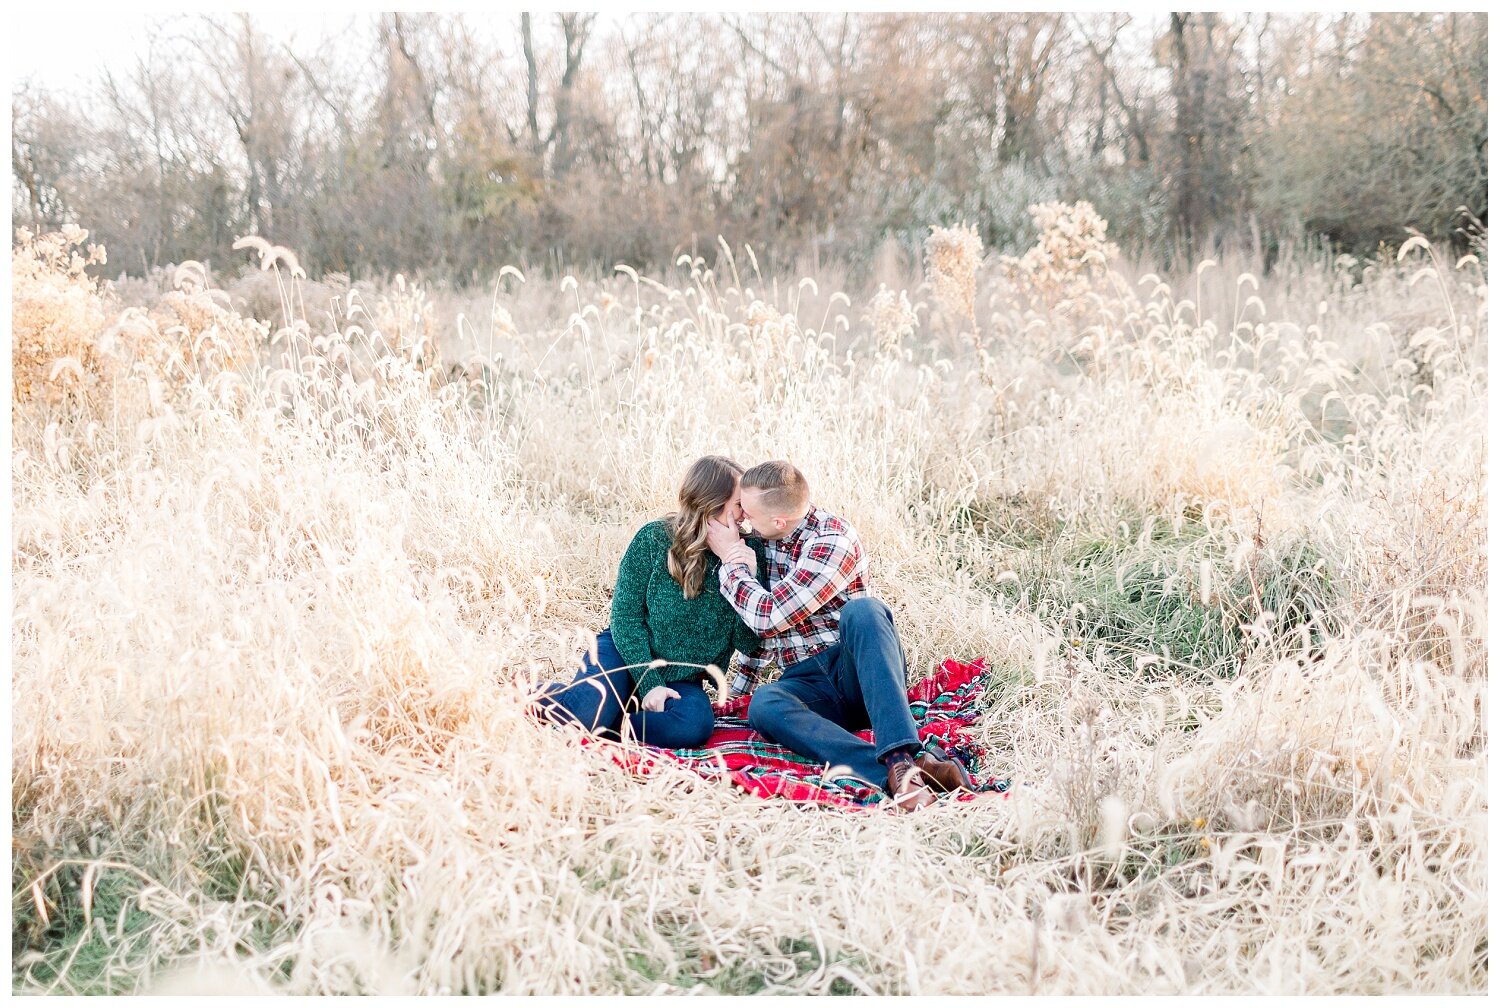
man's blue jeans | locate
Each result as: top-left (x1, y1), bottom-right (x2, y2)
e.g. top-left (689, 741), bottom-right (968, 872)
top-left (746, 597), bottom-right (920, 788)
top-left (533, 629), bottom-right (715, 749)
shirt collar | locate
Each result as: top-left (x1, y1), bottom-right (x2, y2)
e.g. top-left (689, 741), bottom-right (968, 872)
top-left (780, 504), bottom-right (817, 546)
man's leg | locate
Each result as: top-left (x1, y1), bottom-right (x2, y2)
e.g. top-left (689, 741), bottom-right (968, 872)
top-left (831, 597), bottom-right (974, 799)
top-left (827, 598), bottom-right (922, 762)
top-left (747, 649), bottom-right (889, 787)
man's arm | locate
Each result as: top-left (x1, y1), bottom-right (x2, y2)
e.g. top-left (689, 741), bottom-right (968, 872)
top-left (718, 532), bottom-right (860, 636)
top-left (727, 539), bottom-right (767, 658)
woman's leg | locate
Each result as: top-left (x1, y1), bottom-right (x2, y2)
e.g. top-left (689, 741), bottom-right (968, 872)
top-left (625, 679), bottom-right (716, 749)
top-left (532, 630), bottom-right (634, 739)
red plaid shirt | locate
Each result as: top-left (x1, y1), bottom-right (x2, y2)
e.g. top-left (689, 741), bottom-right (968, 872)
top-left (719, 504), bottom-right (869, 696)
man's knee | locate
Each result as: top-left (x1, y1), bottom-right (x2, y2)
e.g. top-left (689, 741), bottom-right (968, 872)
top-left (747, 685), bottom-right (792, 734)
top-left (840, 596), bottom-right (891, 631)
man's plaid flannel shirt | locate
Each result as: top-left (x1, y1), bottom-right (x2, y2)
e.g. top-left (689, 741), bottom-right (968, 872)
top-left (720, 504), bottom-right (869, 696)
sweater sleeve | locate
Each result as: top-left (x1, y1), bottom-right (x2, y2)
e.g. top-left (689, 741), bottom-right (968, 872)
top-left (632, 666), bottom-right (667, 702)
top-left (609, 524), bottom-right (661, 698)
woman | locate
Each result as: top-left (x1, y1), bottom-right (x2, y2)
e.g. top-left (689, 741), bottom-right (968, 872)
top-left (530, 455), bottom-right (762, 749)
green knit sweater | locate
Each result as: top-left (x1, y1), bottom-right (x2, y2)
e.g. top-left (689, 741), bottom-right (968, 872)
top-left (610, 518), bottom-right (765, 700)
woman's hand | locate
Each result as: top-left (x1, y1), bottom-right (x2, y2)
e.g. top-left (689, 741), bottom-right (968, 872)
top-left (642, 685), bottom-right (680, 712)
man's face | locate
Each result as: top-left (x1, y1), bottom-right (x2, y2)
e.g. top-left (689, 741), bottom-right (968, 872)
top-left (738, 487), bottom-right (793, 540)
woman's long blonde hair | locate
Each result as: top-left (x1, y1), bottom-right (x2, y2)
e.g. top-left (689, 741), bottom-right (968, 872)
top-left (667, 455), bottom-right (743, 599)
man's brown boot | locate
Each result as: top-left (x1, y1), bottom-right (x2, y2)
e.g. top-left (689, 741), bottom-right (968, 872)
top-left (915, 748), bottom-right (976, 793)
top-left (887, 758), bottom-right (937, 811)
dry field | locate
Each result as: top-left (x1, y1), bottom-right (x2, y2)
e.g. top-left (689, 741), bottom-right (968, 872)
top-left (11, 208), bottom-right (1487, 994)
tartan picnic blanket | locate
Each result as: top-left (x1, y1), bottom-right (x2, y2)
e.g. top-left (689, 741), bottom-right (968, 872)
top-left (580, 657), bottom-right (1010, 811)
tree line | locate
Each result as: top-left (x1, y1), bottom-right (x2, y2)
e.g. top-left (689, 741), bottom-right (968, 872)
top-left (11, 12), bottom-right (1488, 280)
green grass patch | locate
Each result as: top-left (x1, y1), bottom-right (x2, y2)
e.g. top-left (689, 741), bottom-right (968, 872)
top-left (618, 930), bottom-right (868, 995)
top-left (13, 863), bottom-right (166, 995)
top-left (12, 832), bottom-right (294, 995)
top-left (995, 512), bottom-right (1337, 679)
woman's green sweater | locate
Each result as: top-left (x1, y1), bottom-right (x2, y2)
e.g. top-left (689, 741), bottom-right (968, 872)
top-left (610, 518), bottom-right (764, 700)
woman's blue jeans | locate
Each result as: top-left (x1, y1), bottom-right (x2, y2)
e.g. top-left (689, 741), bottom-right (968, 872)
top-left (533, 629), bottom-right (716, 749)
top-left (745, 597), bottom-right (921, 788)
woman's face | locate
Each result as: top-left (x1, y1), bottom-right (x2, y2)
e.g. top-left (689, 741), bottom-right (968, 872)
top-left (714, 478), bottom-right (743, 527)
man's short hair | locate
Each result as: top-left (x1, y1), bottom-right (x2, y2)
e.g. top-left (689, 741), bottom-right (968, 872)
top-left (741, 460), bottom-right (810, 516)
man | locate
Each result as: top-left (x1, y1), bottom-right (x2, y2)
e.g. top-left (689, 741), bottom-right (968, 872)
top-left (705, 460), bottom-right (973, 811)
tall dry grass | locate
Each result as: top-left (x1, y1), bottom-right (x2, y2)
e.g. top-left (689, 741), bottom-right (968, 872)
top-left (10, 211), bottom-right (1487, 994)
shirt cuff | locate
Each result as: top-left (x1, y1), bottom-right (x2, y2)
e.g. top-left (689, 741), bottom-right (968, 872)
top-left (728, 668), bottom-right (760, 697)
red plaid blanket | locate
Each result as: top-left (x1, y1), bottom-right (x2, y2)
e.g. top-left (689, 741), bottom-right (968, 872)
top-left (580, 658), bottom-right (1009, 810)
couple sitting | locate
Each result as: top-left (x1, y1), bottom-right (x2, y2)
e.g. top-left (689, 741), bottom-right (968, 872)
top-left (531, 456), bottom-right (973, 810)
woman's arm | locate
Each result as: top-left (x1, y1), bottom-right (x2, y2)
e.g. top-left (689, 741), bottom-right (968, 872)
top-left (609, 524), bottom-right (662, 698)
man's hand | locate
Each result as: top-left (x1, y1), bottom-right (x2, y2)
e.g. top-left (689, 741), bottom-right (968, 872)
top-left (641, 685), bottom-right (680, 712)
top-left (705, 519), bottom-right (743, 561)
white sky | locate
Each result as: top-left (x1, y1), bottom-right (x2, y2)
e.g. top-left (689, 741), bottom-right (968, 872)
top-left (8, 8), bottom-right (362, 94)
top-left (11, 11), bottom-right (157, 90)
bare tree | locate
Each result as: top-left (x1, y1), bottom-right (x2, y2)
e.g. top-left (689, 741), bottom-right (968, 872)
top-left (1164, 12), bottom-right (1249, 253)
top-left (191, 14), bottom-right (308, 239)
top-left (519, 13), bottom-right (596, 178)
